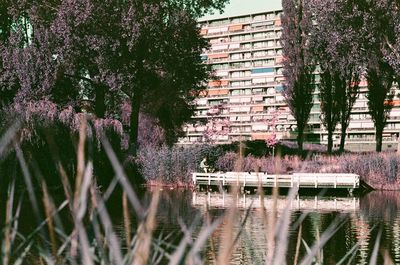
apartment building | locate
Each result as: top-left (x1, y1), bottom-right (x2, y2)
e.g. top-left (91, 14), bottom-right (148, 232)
top-left (179, 6), bottom-right (400, 151)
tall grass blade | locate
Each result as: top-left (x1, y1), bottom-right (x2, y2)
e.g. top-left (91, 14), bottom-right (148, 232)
top-left (0, 122), bottom-right (20, 157)
top-left (369, 228), bottom-right (382, 265)
top-left (14, 144), bottom-right (41, 221)
top-left (101, 136), bottom-right (144, 217)
top-left (273, 186), bottom-right (299, 265)
top-left (13, 242), bottom-right (33, 265)
top-left (90, 185), bottom-right (124, 264)
top-left (2, 178), bottom-right (15, 265)
top-left (132, 189), bottom-right (160, 265)
top-left (294, 224), bottom-right (302, 265)
top-left (41, 180), bottom-right (58, 259)
top-left (217, 186), bottom-right (238, 265)
top-left (123, 192), bottom-right (132, 247)
top-left (300, 215), bottom-right (347, 265)
top-left (186, 217), bottom-right (223, 265)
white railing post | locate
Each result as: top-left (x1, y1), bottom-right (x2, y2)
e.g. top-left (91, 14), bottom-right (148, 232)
top-left (315, 175), bottom-right (317, 188)
top-left (334, 175), bottom-right (337, 188)
top-left (353, 175), bottom-right (357, 188)
top-left (192, 173), bottom-right (196, 186)
top-left (291, 175), bottom-right (293, 188)
top-left (314, 196), bottom-right (318, 209)
top-left (208, 174), bottom-right (211, 185)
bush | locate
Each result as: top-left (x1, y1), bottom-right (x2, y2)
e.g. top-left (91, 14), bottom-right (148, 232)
top-left (137, 144), bottom-right (224, 185)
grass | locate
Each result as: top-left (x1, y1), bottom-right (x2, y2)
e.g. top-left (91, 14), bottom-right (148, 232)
top-left (0, 121), bottom-right (397, 264)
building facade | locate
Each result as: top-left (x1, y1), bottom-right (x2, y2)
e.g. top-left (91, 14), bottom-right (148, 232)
top-left (178, 8), bottom-right (400, 151)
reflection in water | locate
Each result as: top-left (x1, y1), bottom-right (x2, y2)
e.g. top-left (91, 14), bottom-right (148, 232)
top-left (164, 190), bottom-right (400, 264)
top-left (360, 191), bottom-right (400, 222)
top-left (4, 188), bottom-right (400, 264)
top-left (193, 192), bottom-right (360, 212)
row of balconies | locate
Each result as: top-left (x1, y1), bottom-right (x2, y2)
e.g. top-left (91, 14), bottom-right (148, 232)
top-left (202, 14), bottom-right (281, 28)
top-left (204, 23), bottom-right (280, 36)
top-left (208, 54), bottom-right (280, 64)
top-left (209, 32), bottom-right (282, 44)
top-left (207, 43), bottom-right (281, 54)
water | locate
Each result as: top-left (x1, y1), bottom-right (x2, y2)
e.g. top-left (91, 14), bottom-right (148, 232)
top-left (5, 188), bottom-right (400, 264)
top-left (142, 190), bottom-right (400, 264)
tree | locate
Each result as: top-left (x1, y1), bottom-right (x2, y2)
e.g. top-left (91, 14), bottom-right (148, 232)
top-left (318, 70), bottom-right (341, 153)
top-left (381, 1), bottom-right (400, 78)
top-left (202, 104), bottom-right (230, 143)
top-left (366, 61), bottom-right (395, 152)
top-left (0, 0), bottom-right (229, 155)
top-left (281, 0), bottom-right (315, 152)
top-left (356, 0), bottom-right (398, 152)
top-left (309, 0), bottom-right (364, 153)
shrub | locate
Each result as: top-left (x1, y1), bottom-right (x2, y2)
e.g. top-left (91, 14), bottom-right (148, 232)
top-left (137, 144), bottom-right (224, 185)
top-left (215, 152), bottom-right (237, 172)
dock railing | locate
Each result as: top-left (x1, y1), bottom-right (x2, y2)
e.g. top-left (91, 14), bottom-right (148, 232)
top-left (192, 172), bottom-right (360, 189)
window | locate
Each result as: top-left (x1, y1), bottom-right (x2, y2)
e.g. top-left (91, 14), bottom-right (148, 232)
top-left (231, 71), bottom-right (241, 78)
top-left (210, 19), bottom-right (230, 26)
top-left (231, 90), bottom-right (241, 95)
top-left (231, 71), bottom-right (251, 77)
top-left (253, 60), bottom-right (274, 67)
top-left (253, 88), bottom-right (263, 94)
top-left (254, 41), bottom-right (267, 48)
top-left (253, 14), bottom-right (265, 21)
top-left (212, 63), bottom-right (229, 70)
top-left (242, 34), bottom-right (252, 40)
top-left (231, 16), bottom-right (251, 23)
top-left (266, 13), bottom-right (276, 20)
top-left (252, 68), bottom-right (274, 74)
top-left (241, 43), bottom-right (251, 49)
top-left (254, 51), bottom-right (266, 58)
top-left (244, 52), bottom-right (252, 59)
top-left (267, 50), bottom-right (275, 55)
top-left (231, 53), bottom-right (242, 60)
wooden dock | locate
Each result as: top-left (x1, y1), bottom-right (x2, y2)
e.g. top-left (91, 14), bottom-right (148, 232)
top-left (192, 192), bottom-right (360, 212)
top-left (192, 172), bottom-right (360, 189)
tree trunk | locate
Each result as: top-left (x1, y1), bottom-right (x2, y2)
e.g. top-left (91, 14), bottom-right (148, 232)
top-left (376, 125), bottom-right (384, 152)
top-left (297, 129), bottom-right (304, 152)
top-left (129, 92), bottom-right (142, 156)
top-left (327, 128), bottom-right (333, 153)
top-left (95, 84), bottom-right (106, 118)
top-left (339, 123), bottom-right (346, 153)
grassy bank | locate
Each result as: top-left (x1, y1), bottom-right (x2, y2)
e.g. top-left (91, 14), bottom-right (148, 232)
top-left (137, 144), bottom-right (400, 190)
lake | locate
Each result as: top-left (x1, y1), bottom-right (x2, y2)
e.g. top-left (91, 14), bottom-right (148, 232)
top-left (134, 189), bottom-right (400, 264)
top-left (5, 187), bottom-right (400, 264)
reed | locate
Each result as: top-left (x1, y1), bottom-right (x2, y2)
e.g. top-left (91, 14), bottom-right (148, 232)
top-left (0, 123), bottom-right (396, 264)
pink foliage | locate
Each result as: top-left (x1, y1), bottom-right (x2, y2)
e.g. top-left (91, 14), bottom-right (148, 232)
top-left (202, 104), bottom-right (230, 143)
top-left (13, 99), bottom-right (58, 123)
top-left (120, 100), bottom-right (132, 125)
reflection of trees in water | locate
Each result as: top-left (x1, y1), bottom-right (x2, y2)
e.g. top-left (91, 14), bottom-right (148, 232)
top-left (359, 191), bottom-right (400, 264)
top-left (360, 191), bottom-right (400, 222)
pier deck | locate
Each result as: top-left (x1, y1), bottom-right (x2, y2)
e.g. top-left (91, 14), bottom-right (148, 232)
top-left (193, 172), bottom-right (360, 189)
